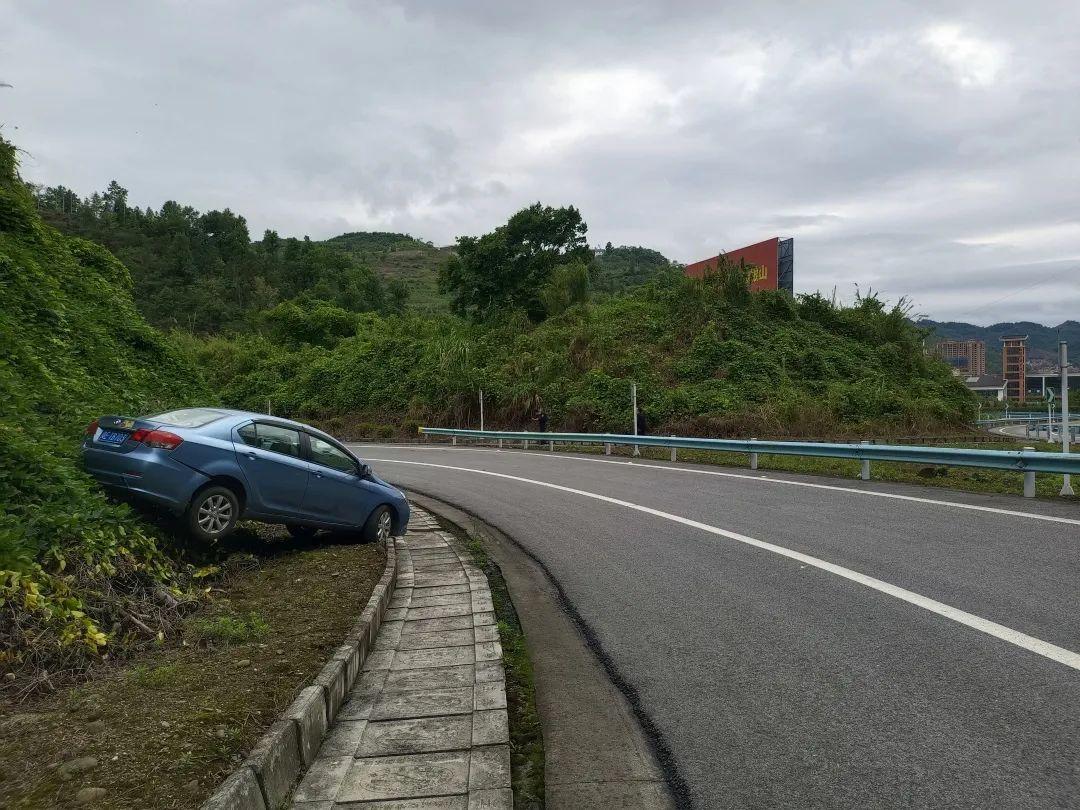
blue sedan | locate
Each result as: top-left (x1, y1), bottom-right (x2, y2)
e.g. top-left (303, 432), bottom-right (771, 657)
top-left (81, 408), bottom-right (409, 543)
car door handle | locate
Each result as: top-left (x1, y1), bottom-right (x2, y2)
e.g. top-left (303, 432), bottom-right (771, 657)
top-left (312, 471), bottom-right (324, 478)
top-left (246, 452), bottom-right (257, 460)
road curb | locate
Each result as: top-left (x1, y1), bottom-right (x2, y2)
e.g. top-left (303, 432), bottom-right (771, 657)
top-left (200, 536), bottom-right (399, 810)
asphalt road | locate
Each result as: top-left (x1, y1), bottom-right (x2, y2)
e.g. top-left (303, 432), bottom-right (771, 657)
top-left (351, 443), bottom-right (1080, 809)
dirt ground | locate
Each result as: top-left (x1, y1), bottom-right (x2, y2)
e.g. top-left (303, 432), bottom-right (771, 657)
top-left (0, 527), bottom-right (385, 809)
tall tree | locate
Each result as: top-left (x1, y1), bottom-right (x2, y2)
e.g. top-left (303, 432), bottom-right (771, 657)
top-left (439, 203), bottom-right (590, 321)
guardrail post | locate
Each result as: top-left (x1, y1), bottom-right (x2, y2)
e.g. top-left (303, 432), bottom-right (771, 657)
top-left (1023, 446), bottom-right (1036, 497)
top-left (1025, 423), bottom-right (1031, 439)
top-left (670, 437), bottom-right (677, 462)
top-left (523, 439), bottom-right (529, 450)
top-left (750, 438), bottom-right (758, 470)
top-left (498, 438), bottom-right (503, 449)
top-left (549, 439), bottom-right (554, 451)
top-left (860, 440), bottom-right (871, 481)
top-left (605, 442), bottom-right (612, 455)
top-left (452, 436), bottom-right (457, 446)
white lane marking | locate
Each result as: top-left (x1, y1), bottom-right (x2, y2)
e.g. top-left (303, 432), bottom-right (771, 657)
top-left (349, 444), bottom-right (1080, 527)
top-left (368, 457), bottom-right (1080, 671)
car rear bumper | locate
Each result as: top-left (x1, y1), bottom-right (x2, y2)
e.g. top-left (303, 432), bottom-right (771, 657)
top-left (82, 442), bottom-right (208, 513)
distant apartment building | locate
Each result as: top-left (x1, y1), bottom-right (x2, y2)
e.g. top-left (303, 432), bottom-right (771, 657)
top-left (1001, 335), bottom-right (1028, 402)
top-left (933, 339), bottom-right (986, 376)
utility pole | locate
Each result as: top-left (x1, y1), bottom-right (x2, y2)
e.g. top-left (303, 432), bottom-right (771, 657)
top-left (631, 381), bottom-right (640, 457)
top-left (479, 389), bottom-right (484, 432)
top-left (1060, 341), bottom-right (1074, 496)
top-left (267, 398), bottom-right (272, 416)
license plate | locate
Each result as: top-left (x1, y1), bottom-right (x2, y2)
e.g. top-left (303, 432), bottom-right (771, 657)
top-left (98, 429), bottom-right (129, 444)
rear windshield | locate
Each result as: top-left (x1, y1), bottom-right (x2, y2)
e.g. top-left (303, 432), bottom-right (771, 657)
top-left (150, 408), bottom-right (226, 428)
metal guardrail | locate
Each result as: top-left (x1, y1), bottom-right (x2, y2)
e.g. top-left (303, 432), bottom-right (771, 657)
top-left (977, 417), bottom-right (1044, 426)
top-left (1024, 423), bottom-right (1079, 441)
top-left (980, 412), bottom-right (1049, 421)
top-left (419, 427), bottom-right (1080, 498)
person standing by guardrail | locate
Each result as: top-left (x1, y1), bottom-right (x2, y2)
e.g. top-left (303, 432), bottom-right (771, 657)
top-left (636, 409), bottom-right (649, 436)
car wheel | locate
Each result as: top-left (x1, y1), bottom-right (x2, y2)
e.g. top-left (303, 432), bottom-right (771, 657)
top-left (362, 505), bottom-right (394, 544)
top-left (186, 485), bottom-right (239, 543)
top-left (287, 524), bottom-right (318, 540)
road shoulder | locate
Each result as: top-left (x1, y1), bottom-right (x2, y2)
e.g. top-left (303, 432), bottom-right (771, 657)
top-left (406, 491), bottom-right (678, 810)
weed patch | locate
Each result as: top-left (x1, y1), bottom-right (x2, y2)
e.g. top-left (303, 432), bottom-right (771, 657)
top-left (188, 611), bottom-right (270, 646)
top-left (449, 521), bottom-right (545, 808)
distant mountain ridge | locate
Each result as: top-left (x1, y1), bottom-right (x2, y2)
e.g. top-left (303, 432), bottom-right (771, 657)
top-left (918, 319), bottom-right (1080, 373)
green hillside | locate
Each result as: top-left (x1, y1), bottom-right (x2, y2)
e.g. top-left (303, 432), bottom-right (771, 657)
top-left (321, 232), bottom-right (454, 311)
top-left (196, 267), bottom-right (974, 439)
top-left (192, 205), bottom-right (972, 438)
top-left (34, 186), bottom-right (403, 333)
top-left (0, 139), bottom-right (205, 673)
top-left (34, 178), bottom-right (681, 327)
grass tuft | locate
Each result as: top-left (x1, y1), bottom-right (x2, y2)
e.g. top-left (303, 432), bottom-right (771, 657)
top-left (128, 663), bottom-right (179, 688)
top-left (187, 610), bottom-right (270, 645)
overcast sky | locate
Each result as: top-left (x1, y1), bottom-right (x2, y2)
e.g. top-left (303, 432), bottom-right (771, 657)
top-left (2, 1), bottom-right (1078, 325)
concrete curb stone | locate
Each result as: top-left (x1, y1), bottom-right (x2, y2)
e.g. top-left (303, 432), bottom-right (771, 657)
top-left (200, 765), bottom-right (267, 810)
top-left (314, 657), bottom-right (348, 721)
top-left (246, 720), bottom-right (302, 808)
top-left (285, 687), bottom-right (329, 768)
top-left (201, 535), bottom-right (398, 810)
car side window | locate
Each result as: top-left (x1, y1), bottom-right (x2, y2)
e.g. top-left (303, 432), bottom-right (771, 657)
top-left (238, 423), bottom-right (258, 447)
top-left (238, 423), bottom-right (302, 458)
top-left (308, 435), bottom-right (356, 473)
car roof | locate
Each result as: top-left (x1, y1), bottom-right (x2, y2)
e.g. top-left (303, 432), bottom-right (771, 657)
top-left (175, 408), bottom-right (344, 445)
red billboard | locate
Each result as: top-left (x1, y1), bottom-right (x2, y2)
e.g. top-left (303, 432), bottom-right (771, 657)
top-left (684, 237), bottom-right (793, 293)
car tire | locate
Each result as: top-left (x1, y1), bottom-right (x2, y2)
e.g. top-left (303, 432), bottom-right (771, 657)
top-left (186, 485), bottom-right (240, 543)
top-left (287, 524), bottom-right (318, 541)
top-left (362, 505), bottom-right (394, 544)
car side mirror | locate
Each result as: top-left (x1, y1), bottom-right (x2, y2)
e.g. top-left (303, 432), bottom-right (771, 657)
top-left (357, 462), bottom-right (371, 478)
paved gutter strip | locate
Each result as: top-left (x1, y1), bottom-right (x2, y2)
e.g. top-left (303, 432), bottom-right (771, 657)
top-left (288, 508), bottom-right (515, 809)
top-left (201, 533), bottom-right (399, 810)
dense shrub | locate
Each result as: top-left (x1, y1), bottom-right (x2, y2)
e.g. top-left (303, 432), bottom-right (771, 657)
top-left (194, 266), bottom-right (974, 437)
top-left (0, 138), bottom-right (206, 679)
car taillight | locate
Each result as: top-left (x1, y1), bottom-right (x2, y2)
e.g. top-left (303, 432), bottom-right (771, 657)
top-left (85, 419), bottom-right (99, 437)
top-left (133, 429), bottom-right (183, 450)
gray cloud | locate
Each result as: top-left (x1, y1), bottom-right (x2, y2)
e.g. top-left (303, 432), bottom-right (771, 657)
top-left (2, 0), bottom-right (1077, 325)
